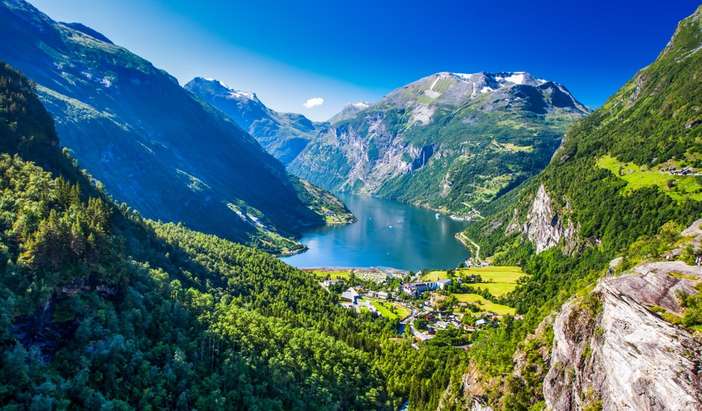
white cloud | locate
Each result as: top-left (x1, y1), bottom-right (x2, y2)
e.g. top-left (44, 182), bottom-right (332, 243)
top-left (303, 97), bottom-right (324, 108)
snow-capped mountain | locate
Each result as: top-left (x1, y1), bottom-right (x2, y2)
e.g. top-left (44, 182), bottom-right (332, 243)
top-left (382, 71), bottom-right (588, 125)
top-left (289, 70), bottom-right (589, 216)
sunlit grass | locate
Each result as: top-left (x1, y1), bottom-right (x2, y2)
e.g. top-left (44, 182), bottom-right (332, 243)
top-left (597, 155), bottom-right (702, 202)
top-left (469, 282), bottom-right (517, 297)
top-left (421, 266), bottom-right (525, 297)
top-left (452, 293), bottom-right (516, 316)
top-left (367, 298), bottom-right (411, 320)
top-left (306, 269), bottom-right (352, 280)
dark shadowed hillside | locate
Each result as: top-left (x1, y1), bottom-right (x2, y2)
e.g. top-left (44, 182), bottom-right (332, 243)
top-left (0, 0), bottom-right (347, 254)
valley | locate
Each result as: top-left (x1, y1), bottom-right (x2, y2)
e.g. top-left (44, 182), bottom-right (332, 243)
top-left (2, 1), bottom-right (702, 410)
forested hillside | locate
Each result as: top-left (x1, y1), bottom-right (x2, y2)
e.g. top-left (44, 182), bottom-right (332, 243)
top-left (448, 6), bottom-right (702, 409)
top-left (0, 0), bottom-right (349, 255)
top-left (0, 62), bottom-right (458, 410)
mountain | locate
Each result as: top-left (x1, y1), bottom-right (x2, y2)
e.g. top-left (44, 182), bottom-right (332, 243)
top-left (0, 0), bottom-right (350, 254)
top-left (448, 6), bottom-right (702, 410)
top-left (468, 5), bottom-right (702, 260)
top-left (185, 77), bottom-right (324, 164)
top-left (289, 71), bottom-right (588, 217)
top-left (329, 102), bottom-right (371, 124)
top-left (0, 61), bottom-right (456, 411)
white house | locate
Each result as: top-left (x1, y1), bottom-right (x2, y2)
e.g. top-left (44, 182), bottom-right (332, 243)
top-left (341, 287), bottom-right (360, 304)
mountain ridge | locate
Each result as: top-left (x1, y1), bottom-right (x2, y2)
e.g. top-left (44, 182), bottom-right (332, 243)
top-left (289, 69), bottom-right (588, 217)
top-left (0, 0), bottom-right (349, 253)
top-left (185, 76), bottom-right (325, 164)
top-left (451, 6), bottom-right (702, 409)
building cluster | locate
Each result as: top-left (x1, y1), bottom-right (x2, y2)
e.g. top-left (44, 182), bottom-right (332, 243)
top-left (339, 287), bottom-right (379, 314)
top-left (401, 279), bottom-right (451, 297)
top-left (328, 269), bottom-right (505, 346)
top-left (662, 165), bottom-right (699, 176)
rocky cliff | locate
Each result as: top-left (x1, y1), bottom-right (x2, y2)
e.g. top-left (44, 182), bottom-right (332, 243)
top-left (544, 258), bottom-right (702, 410)
top-left (506, 184), bottom-right (578, 253)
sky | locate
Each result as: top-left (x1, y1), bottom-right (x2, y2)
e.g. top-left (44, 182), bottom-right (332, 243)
top-left (31, 0), bottom-right (701, 121)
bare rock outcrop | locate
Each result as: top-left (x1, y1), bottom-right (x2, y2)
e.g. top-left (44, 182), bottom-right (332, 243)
top-left (508, 184), bottom-right (578, 253)
top-left (544, 260), bottom-right (702, 410)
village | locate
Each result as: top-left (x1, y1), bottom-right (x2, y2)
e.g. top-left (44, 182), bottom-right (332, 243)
top-left (306, 264), bottom-right (526, 346)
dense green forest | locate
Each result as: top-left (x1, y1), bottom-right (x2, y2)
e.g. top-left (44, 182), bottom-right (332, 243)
top-left (0, 62), bottom-right (467, 409)
top-left (457, 7), bottom-right (702, 409)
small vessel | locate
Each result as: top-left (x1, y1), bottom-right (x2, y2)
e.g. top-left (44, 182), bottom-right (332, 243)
top-left (435, 212), bottom-right (440, 219)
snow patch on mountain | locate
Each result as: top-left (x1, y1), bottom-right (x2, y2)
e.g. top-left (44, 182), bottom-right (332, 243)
top-left (228, 90), bottom-right (255, 100)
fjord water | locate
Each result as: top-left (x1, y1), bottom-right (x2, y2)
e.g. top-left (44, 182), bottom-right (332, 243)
top-left (281, 194), bottom-right (469, 271)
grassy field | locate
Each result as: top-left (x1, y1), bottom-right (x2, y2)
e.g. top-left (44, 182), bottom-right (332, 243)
top-left (468, 282), bottom-right (517, 296)
top-left (461, 266), bottom-right (525, 283)
top-left (305, 269), bottom-right (352, 280)
top-left (421, 270), bottom-right (450, 282)
top-left (367, 298), bottom-right (411, 321)
top-left (421, 265), bottom-right (525, 297)
top-left (452, 293), bottom-right (516, 316)
top-left (597, 155), bottom-right (702, 202)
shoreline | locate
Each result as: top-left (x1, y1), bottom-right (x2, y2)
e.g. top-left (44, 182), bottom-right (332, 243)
top-left (455, 232), bottom-right (481, 262)
top-left (300, 266), bottom-right (409, 274)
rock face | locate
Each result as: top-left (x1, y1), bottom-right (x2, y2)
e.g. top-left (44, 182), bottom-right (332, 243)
top-left (290, 72), bottom-right (587, 216)
top-left (185, 77), bottom-right (324, 164)
top-left (544, 260), bottom-right (702, 411)
top-left (508, 184), bottom-right (577, 253)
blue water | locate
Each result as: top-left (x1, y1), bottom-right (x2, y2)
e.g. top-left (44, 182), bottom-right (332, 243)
top-left (281, 194), bottom-right (469, 271)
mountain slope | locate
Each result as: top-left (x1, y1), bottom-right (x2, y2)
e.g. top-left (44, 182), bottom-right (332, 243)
top-left (0, 0), bottom-right (336, 253)
top-left (329, 102), bottom-right (371, 124)
top-left (468, 4), bottom-right (702, 260)
top-left (450, 7), bottom-right (702, 410)
top-left (185, 77), bottom-right (324, 164)
top-left (0, 61), bottom-right (452, 411)
top-left (289, 71), bottom-right (588, 217)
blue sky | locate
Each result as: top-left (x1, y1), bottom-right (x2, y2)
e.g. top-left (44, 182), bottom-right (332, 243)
top-left (31, 0), bottom-right (701, 121)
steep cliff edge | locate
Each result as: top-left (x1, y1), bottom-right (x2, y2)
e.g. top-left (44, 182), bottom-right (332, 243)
top-left (506, 184), bottom-right (578, 253)
top-left (544, 258), bottom-right (702, 410)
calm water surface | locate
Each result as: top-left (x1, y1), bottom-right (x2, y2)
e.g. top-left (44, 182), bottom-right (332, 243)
top-left (281, 194), bottom-right (469, 271)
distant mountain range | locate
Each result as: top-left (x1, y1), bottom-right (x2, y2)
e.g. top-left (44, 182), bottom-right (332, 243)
top-left (0, 0), bottom-right (351, 253)
top-left (190, 70), bottom-right (587, 218)
top-left (289, 71), bottom-right (588, 217)
top-left (185, 77), bottom-right (326, 164)
top-left (328, 102), bottom-right (371, 124)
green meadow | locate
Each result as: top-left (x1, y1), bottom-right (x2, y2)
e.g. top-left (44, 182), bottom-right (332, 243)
top-left (597, 155), bottom-right (702, 202)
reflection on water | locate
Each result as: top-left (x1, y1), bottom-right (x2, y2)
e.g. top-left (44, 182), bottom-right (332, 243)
top-left (281, 194), bottom-right (469, 271)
